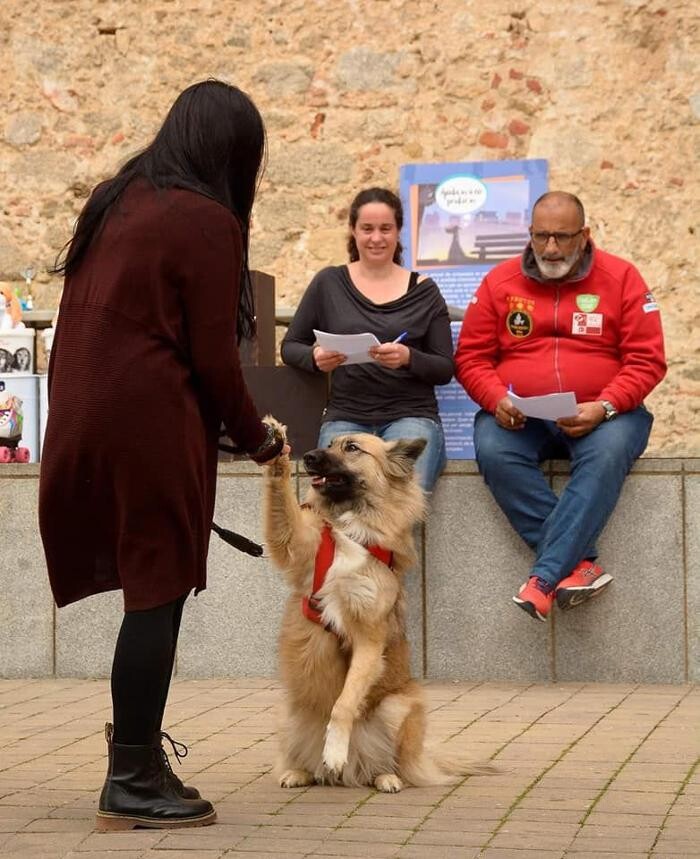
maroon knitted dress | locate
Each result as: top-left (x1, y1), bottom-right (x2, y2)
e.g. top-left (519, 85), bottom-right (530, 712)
top-left (39, 181), bottom-right (268, 610)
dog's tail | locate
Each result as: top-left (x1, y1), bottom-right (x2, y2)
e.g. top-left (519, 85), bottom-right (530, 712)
top-left (374, 689), bottom-right (500, 787)
top-left (401, 750), bottom-right (498, 787)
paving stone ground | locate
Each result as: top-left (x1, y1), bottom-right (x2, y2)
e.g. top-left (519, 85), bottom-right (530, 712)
top-left (0, 679), bottom-right (698, 858)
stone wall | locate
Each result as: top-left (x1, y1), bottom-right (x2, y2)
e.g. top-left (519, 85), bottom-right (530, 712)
top-left (1, 0), bottom-right (698, 455)
top-left (2, 459), bottom-right (699, 681)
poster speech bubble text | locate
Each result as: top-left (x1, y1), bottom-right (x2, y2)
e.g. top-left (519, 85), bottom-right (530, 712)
top-left (435, 176), bottom-right (487, 214)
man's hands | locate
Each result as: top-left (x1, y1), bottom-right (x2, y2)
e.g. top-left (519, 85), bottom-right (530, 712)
top-left (556, 402), bottom-right (606, 438)
top-left (495, 396), bottom-right (526, 430)
top-left (495, 398), bottom-right (606, 438)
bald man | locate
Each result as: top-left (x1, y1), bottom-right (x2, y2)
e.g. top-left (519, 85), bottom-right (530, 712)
top-left (455, 192), bottom-right (666, 622)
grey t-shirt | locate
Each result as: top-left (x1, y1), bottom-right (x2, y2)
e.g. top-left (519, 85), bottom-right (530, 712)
top-left (281, 265), bottom-right (454, 423)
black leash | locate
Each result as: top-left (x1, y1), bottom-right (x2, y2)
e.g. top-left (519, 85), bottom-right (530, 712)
top-left (212, 435), bottom-right (264, 557)
top-left (211, 522), bottom-right (264, 557)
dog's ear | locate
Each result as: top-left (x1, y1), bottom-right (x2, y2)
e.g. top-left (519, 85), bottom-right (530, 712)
top-left (386, 437), bottom-right (427, 478)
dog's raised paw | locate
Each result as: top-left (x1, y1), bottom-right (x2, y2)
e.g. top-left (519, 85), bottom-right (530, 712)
top-left (375, 773), bottom-right (403, 793)
top-left (262, 414), bottom-right (287, 442)
top-left (322, 723), bottom-right (349, 776)
top-left (279, 769), bottom-right (315, 788)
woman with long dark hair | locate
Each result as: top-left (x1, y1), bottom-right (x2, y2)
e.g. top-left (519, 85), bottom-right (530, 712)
top-left (281, 187), bottom-right (453, 492)
top-left (39, 80), bottom-right (285, 830)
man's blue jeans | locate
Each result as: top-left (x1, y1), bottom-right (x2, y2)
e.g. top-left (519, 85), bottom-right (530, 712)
top-left (474, 406), bottom-right (653, 588)
top-left (317, 417), bottom-right (447, 493)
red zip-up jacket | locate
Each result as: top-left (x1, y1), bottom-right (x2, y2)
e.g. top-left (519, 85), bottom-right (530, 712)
top-left (455, 243), bottom-right (666, 414)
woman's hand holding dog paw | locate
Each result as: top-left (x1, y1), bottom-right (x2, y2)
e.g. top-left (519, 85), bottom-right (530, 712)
top-left (250, 417), bottom-right (288, 465)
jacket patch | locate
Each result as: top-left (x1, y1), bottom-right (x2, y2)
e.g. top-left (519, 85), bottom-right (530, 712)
top-left (572, 312), bottom-right (603, 336)
top-left (576, 293), bottom-right (600, 312)
top-left (506, 295), bottom-right (535, 337)
top-left (507, 295), bottom-right (535, 313)
top-left (507, 310), bottom-right (532, 337)
top-left (643, 302), bottom-right (659, 313)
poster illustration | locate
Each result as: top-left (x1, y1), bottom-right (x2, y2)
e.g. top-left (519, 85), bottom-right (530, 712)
top-left (399, 159), bottom-right (548, 458)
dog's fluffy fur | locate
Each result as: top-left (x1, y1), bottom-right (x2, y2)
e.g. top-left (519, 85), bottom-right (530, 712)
top-left (262, 418), bottom-right (458, 793)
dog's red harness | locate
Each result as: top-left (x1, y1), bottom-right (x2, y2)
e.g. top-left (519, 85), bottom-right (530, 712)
top-left (302, 524), bottom-right (394, 628)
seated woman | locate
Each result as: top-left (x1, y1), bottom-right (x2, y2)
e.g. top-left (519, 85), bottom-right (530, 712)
top-left (281, 187), bottom-right (454, 492)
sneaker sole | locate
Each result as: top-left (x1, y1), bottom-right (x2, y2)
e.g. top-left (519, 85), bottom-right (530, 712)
top-left (512, 596), bottom-right (548, 622)
top-left (556, 574), bottom-right (613, 611)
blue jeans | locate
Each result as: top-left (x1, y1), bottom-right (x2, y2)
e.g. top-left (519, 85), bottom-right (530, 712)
top-left (317, 417), bottom-right (447, 493)
top-left (474, 407), bottom-right (653, 588)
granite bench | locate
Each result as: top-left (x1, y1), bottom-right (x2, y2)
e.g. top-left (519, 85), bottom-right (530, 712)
top-left (1, 458), bottom-right (698, 683)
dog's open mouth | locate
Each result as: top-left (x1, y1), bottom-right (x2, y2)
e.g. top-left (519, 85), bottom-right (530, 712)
top-left (308, 473), bottom-right (347, 488)
top-left (303, 448), bottom-right (357, 500)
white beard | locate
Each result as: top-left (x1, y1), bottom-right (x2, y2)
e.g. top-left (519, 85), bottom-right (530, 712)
top-left (533, 247), bottom-right (580, 280)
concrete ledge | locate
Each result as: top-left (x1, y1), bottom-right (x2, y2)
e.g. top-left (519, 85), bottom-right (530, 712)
top-left (1, 458), bottom-right (697, 682)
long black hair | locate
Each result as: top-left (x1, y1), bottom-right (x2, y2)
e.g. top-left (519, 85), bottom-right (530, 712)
top-left (55, 79), bottom-right (266, 342)
top-left (347, 187), bottom-right (404, 265)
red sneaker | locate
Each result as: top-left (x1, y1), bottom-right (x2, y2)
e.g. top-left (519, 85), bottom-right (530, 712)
top-left (555, 561), bottom-right (613, 611)
top-left (513, 577), bottom-right (555, 622)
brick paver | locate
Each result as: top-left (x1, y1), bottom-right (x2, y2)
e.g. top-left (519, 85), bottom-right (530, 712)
top-left (0, 680), bottom-right (698, 858)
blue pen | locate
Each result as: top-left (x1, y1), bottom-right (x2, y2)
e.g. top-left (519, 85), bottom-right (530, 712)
top-left (393, 331), bottom-right (408, 344)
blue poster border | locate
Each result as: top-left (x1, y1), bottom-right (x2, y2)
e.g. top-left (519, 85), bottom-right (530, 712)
top-left (399, 159), bottom-right (548, 459)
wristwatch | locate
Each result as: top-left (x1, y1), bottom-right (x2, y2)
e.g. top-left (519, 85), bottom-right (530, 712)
top-left (600, 400), bottom-right (618, 421)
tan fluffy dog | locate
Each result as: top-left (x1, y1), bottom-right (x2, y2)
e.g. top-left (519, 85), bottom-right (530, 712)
top-left (263, 420), bottom-right (457, 793)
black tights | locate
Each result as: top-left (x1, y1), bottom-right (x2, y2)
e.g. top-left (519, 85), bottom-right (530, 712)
top-left (110, 593), bottom-right (187, 746)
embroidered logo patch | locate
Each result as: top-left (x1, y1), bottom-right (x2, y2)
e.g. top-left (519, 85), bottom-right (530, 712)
top-left (506, 295), bottom-right (535, 338)
top-left (507, 310), bottom-right (532, 337)
top-left (507, 295), bottom-right (535, 313)
top-left (576, 293), bottom-right (600, 312)
top-left (572, 312), bottom-right (603, 336)
top-left (643, 302), bottom-right (659, 313)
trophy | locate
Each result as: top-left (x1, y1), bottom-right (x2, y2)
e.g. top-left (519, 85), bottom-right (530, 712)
top-left (20, 267), bottom-right (35, 311)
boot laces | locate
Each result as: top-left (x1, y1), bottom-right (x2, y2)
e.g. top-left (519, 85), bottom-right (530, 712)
top-left (160, 731), bottom-right (189, 769)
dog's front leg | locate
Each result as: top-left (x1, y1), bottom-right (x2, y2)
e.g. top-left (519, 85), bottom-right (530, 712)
top-left (263, 456), bottom-right (318, 586)
top-left (323, 635), bottom-right (385, 776)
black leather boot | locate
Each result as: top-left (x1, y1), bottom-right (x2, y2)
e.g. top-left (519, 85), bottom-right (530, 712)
top-left (155, 730), bottom-right (201, 800)
top-left (96, 723), bottom-right (216, 831)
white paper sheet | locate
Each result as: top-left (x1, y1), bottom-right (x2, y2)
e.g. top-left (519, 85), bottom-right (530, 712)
top-left (509, 391), bottom-right (578, 421)
top-left (313, 329), bottom-right (380, 365)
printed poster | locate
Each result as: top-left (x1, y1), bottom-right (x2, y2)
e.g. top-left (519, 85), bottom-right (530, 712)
top-left (399, 159), bottom-right (548, 458)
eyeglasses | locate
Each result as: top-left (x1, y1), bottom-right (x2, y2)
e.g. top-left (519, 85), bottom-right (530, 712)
top-left (529, 229), bottom-right (584, 247)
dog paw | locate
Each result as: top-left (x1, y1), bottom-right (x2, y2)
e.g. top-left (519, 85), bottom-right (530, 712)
top-left (262, 414), bottom-right (287, 442)
top-left (375, 773), bottom-right (403, 793)
top-left (279, 768), bottom-right (315, 788)
top-left (322, 723), bottom-right (349, 776)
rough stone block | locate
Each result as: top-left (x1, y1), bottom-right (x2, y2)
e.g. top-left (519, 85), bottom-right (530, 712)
top-left (253, 61), bottom-right (313, 97)
top-left (554, 473), bottom-right (685, 683)
top-left (425, 473), bottom-right (552, 681)
top-left (266, 143), bottom-right (352, 186)
top-left (335, 47), bottom-right (402, 90)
